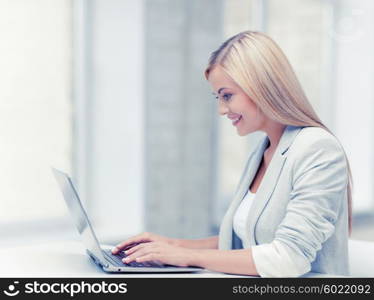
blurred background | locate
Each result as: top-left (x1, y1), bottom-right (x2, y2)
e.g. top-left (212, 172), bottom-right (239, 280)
top-left (0, 0), bottom-right (373, 249)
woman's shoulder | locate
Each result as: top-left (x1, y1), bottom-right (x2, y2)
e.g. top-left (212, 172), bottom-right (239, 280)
top-left (288, 126), bottom-right (345, 160)
top-left (293, 126), bottom-right (343, 151)
top-left (285, 126), bottom-right (349, 186)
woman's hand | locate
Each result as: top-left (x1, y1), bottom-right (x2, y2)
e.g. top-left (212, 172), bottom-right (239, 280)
top-left (111, 232), bottom-right (176, 255)
top-left (121, 241), bottom-right (196, 267)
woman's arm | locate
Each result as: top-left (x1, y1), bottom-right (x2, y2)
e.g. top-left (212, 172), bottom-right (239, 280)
top-left (123, 241), bottom-right (260, 276)
top-left (189, 248), bottom-right (259, 276)
top-left (112, 233), bottom-right (218, 255)
top-left (173, 236), bottom-right (218, 249)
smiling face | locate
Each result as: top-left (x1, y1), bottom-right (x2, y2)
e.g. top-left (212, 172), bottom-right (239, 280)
top-left (208, 65), bottom-right (266, 136)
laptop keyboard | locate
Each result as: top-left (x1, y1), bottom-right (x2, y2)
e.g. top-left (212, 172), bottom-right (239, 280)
top-left (102, 249), bottom-right (166, 268)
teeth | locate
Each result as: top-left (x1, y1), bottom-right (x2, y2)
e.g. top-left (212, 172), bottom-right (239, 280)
top-left (233, 116), bottom-right (241, 122)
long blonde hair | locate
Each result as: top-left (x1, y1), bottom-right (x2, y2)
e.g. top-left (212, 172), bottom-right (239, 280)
top-left (204, 31), bottom-right (353, 235)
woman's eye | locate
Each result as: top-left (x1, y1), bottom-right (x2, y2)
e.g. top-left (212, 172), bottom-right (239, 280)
top-left (213, 93), bottom-right (232, 102)
top-left (222, 93), bottom-right (232, 101)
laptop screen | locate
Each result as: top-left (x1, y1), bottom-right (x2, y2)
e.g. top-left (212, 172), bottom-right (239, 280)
top-left (51, 167), bottom-right (106, 263)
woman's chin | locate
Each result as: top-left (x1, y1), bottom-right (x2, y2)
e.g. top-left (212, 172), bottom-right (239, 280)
top-left (237, 129), bottom-right (248, 136)
top-left (236, 126), bottom-right (253, 136)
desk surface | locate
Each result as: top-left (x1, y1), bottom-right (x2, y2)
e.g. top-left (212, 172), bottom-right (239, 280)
top-left (0, 240), bottom-right (340, 278)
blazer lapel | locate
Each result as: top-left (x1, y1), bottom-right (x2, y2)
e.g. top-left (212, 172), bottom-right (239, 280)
top-left (218, 134), bottom-right (269, 250)
top-left (247, 125), bottom-right (304, 245)
top-left (218, 125), bottom-right (304, 250)
top-left (232, 136), bottom-right (270, 211)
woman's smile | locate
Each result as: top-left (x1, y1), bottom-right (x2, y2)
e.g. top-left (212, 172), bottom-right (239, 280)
top-left (228, 114), bottom-right (243, 126)
top-left (233, 115), bottom-right (242, 126)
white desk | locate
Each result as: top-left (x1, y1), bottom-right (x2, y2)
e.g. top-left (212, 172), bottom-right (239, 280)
top-left (0, 240), bottom-right (339, 278)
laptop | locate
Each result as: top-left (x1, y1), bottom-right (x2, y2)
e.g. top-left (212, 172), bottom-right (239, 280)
top-left (51, 167), bottom-right (202, 273)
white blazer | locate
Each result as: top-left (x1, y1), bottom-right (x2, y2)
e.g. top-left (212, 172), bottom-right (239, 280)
top-left (218, 125), bottom-right (350, 277)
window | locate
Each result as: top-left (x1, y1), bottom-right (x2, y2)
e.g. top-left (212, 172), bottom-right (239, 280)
top-left (0, 1), bottom-right (72, 228)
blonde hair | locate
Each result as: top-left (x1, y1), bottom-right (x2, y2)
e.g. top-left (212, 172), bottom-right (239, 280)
top-left (204, 30), bottom-right (353, 235)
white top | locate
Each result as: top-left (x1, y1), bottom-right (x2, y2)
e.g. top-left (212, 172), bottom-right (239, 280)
top-left (233, 189), bottom-right (303, 277)
top-left (233, 190), bottom-right (255, 249)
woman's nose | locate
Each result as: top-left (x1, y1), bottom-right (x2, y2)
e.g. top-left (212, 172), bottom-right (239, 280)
top-left (218, 101), bottom-right (229, 115)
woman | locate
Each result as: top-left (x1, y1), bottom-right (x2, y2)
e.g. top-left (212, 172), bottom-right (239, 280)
top-left (112, 31), bottom-right (353, 277)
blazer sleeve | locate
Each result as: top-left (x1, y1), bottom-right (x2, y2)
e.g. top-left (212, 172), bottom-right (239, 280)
top-left (251, 135), bottom-right (349, 277)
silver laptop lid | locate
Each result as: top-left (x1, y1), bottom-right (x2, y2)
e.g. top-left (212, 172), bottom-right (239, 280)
top-left (51, 167), bottom-right (107, 263)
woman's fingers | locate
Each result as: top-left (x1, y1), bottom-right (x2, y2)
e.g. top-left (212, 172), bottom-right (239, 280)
top-left (134, 254), bottom-right (165, 267)
top-left (112, 242), bottom-right (138, 254)
top-left (117, 241), bottom-right (189, 267)
top-left (123, 243), bottom-right (155, 263)
top-left (122, 242), bottom-right (144, 255)
top-left (112, 232), bottom-right (152, 254)
top-left (122, 243), bottom-right (164, 267)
